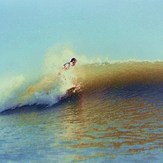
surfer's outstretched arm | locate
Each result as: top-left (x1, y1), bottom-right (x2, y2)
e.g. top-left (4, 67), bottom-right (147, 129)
top-left (58, 58), bottom-right (77, 75)
top-left (63, 62), bottom-right (70, 70)
top-left (58, 62), bottom-right (70, 76)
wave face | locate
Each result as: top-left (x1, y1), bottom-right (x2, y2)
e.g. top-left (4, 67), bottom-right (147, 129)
top-left (77, 61), bottom-right (163, 92)
top-left (0, 61), bottom-right (163, 112)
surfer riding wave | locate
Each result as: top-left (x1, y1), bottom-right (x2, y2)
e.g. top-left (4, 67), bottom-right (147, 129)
top-left (58, 58), bottom-right (81, 94)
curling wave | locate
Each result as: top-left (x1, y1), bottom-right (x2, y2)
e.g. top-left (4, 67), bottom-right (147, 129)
top-left (0, 60), bottom-right (163, 112)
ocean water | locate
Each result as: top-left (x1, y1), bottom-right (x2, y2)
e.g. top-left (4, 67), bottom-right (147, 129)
top-left (0, 62), bottom-right (163, 162)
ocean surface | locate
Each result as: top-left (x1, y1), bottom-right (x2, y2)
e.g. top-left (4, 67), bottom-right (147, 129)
top-left (0, 62), bottom-right (163, 162)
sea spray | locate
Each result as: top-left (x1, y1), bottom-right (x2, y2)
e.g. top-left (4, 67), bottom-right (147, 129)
top-left (0, 75), bottom-right (25, 111)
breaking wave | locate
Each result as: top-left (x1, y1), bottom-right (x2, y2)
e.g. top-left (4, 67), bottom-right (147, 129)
top-left (0, 46), bottom-right (84, 112)
top-left (0, 70), bottom-right (78, 112)
top-left (0, 46), bottom-right (163, 112)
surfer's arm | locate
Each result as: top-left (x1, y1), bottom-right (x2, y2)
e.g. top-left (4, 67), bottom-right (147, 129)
top-left (58, 62), bottom-right (70, 75)
top-left (63, 62), bottom-right (70, 70)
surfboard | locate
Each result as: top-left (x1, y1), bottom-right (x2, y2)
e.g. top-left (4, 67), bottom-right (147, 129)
top-left (66, 86), bottom-right (81, 96)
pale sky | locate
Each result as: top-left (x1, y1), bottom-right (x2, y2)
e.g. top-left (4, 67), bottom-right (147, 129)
top-left (0, 0), bottom-right (163, 76)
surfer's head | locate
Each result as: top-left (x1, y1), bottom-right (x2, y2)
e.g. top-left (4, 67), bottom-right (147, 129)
top-left (70, 58), bottom-right (77, 66)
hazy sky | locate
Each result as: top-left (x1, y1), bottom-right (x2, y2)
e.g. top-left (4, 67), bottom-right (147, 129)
top-left (0, 0), bottom-right (163, 75)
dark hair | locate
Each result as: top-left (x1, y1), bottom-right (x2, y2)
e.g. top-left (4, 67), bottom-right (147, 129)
top-left (70, 58), bottom-right (77, 62)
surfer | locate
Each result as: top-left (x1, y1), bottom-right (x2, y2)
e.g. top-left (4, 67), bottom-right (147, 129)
top-left (63, 58), bottom-right (77, 70)
top-left (62, 58), bottom-right (80, 93)
top-left (58, 58), bottom-right (77, 76)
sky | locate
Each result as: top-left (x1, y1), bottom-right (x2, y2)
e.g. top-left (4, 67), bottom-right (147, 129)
top-left (0, 0), bottom-right (163, 76)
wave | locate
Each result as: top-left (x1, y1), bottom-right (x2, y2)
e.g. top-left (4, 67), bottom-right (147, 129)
top-left (76, 61), bottom-right (163, 93)
top-left (0, 60), bottom-right (163, 112)
top-left (0, 68), bottom-right (78, 112)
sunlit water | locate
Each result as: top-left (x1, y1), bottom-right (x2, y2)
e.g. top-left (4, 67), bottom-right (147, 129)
top-left (0, 84), bottom-right (163, 162)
